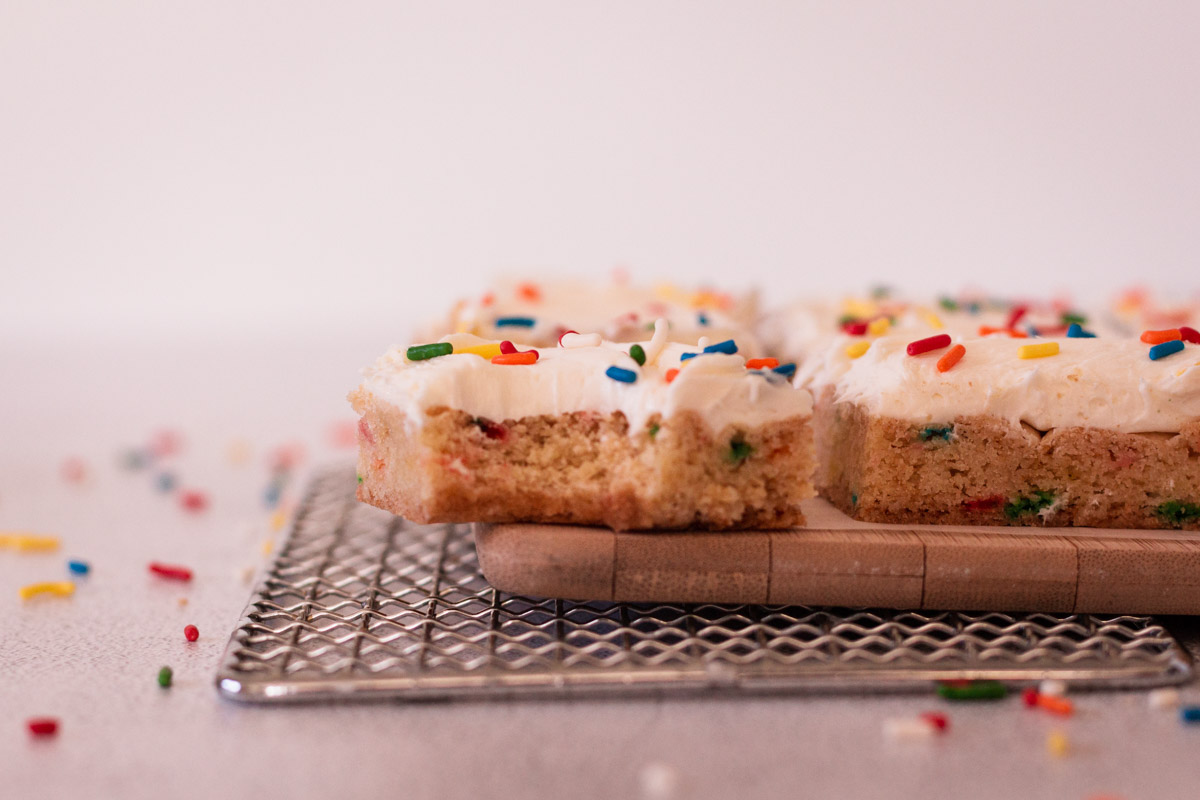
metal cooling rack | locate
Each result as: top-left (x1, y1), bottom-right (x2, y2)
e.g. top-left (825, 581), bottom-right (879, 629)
top-left (216, 468), bottom-right (1192, 702)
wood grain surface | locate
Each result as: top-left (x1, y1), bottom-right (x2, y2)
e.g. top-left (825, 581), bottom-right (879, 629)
top-left (473, 498), bottom-right (1200, 613)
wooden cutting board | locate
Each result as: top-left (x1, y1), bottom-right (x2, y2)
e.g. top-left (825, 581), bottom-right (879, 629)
top-left (473, 498), bottom-right (1200, 613)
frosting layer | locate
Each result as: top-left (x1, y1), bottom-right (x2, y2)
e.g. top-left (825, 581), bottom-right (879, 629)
top-left (360, 334), bottom-right (811, 435)
top-left (800, 333), bottom-right (1200, 433)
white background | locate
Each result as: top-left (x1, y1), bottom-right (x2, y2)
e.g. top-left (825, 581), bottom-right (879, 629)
top-left (3, 1), bottom-right (1198, 344)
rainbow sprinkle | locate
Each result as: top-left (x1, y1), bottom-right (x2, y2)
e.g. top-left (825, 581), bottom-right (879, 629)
top-left (702, 339), bottom-right (738, 355)
top-left (1149, 340), bottom-right (1185, 361)
top-left (1018, 342), bottom-right (1060, 359)
top-left (846, 341), bottom-right (870, 359)
top-left (606, 366), bottom-right (637, 383)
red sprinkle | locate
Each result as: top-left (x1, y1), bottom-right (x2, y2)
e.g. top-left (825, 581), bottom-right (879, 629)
top-left (964, 495), bottom-right (1005, 512)
top-left (27, 718), bottom-right (59, 737)
top-left (843, 321), bottom-right (868, 336)
top-left (1005, 305), bottom-right (1028, 330)
top-left (499, 340), bottom-right (518, 355)
top-left (557, 329), bottom-right (579, 347)
top-left (184, 624), bottom-right (199, 642)
top-left (149, 562), bottom-right (193, 581)
top-left (1181, 326), bottom-right (1200, 344)
top-left (936, 344), bottom-right (966, 373)
top-left (919, 712), bottom-right (949, 732)
top-left (1022, 687), bottom-right (1040, 707)
top-left (906, 334), bottom-right (952, 356)
top-left (179, 490), bottom-right (209, 512)
top-left (746, 358), bottom-right (780, 369)
top-left (1141, 328), bottom-right (1182, 345)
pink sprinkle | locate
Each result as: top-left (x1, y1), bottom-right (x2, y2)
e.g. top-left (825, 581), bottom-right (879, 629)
top-left (906, 334), bottom-right (952, 356)
top-left (150, 430), bottom-right (184, 458)
top-left (180, 490), bottom-right (209, 512)
top-left (327, 420), bottom-right (357, 449)
top-left (60, 457), bottom-right (87, 483)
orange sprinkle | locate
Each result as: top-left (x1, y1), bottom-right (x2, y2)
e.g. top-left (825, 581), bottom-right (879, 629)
top-left (936, 344), bottom-right (966, 373)
top-left (1141, 328), bottom-right (1182, 345)
top-left (1036, 694), bottom-right (1074, 716)
top-left (480, 292), bottom-right (495, 307)
top-left (516, 283), bottom-right (541, 302)
top-left (491, 352), bottom-right (538, 366)
top-left (979, 325), bottom-right (1028, 338)
top-left (745, 358), bottom-right (780, 369)
top-left (665, 368), bottom-right (680, 383)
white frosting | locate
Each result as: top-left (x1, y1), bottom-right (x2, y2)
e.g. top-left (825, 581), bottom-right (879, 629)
top-left (360, 336), bottom-right (811, 435)
top-left (800, 333), bottom-right (1200, 433)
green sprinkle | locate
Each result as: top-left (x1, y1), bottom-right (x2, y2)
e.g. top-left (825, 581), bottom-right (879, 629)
top-left (851, 493), bottom-right (858, 507)
top-left (937, 681), bottom-right (1006, 700)
top-left (356, 474), bottom-right (363, 485)
top-left (1157, 500), bottom-right (1200, 525)
top-left (629, 344), bottom-right (646, 366)
top-left (918, 425), bottom-right (954, 443)
top-left (406, 342), bottom-right (454, 361)
top-left (157, 666), bottom-right (173, 688)
top-left (648, 423), bottom-right (660, 439)
top-left (1004, 490), bottom-right (1057, 519)
top-left (836, 314), bottom-right (858, 326)
top-left (938, 296), bottom-right (958, 312)
top-left (726, 437), bottom-right (753, 464)
top-left (870, 285), bottom-right (892, 300)
top-left (1061, 311), bottom-right (1087, 326)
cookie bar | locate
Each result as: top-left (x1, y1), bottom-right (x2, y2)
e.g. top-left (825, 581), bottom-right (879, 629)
top-left (350, 323), bottom-right (813, 530)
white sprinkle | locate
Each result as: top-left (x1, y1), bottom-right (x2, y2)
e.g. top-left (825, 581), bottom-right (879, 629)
top-left (1149, 688), bottom-right (1180, 710)
top-left (1039, 679), bottom-right (1067, 697)
top-left (560, 332), bottom-right (601, 349)
top-left (697, 336), bottom-right (711, 349)
top-left (643, 318), bottom-right (670, 366)
top-left (883, 717), bottom-right (936, 742)
top-left (638, 762), bottom-right (681, 800)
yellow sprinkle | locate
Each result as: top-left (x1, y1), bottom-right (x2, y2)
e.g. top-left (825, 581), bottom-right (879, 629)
top-left (270, 509), bottom-right (288, 532)
top-left (19, 581), bottom-right (75, 600)
top-left (921, 310), bottom-right (944, 330)
top-left (226, 439), bottom-right (252, 465)
top-left (841, 297), bottom-right (877, 319)
top-left (177, 597), bottom-right (189, 607)
top-left (654, 283), bottom-right (683, 302)
top-left (0, 533), bottom-right (61, 552)
top-left (261, 539), bottom-right (275, 556)
top-left (846, 341), bottom-right (871, 359)
top-left (1046, 730), bottom-right (1069, 758)
top-left (867, 317), bottom-right (890, 336)
top-left (1019, 342), bottom-right (1060, 359)
top-left (454, 342), bottom-right (503, 359)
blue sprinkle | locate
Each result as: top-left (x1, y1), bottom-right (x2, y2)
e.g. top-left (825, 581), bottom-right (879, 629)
top-left (1025, 325), bottom-right (1040, 337)
top-left (702, 339), bottom-right (738, 355)
top-left (67, 559), bottom-right (90, 576)
top-left (772, 363), bottom-right (797, 378)
top-left (1066, 323), bottom-right (1096, 338)
top-left (1181, 706), bottom-right (1200, 723)
top-left (697, 313), bottom-right (709, 326)
top-left (1150, 340), bottom-right (1185, 361)
top-left (155, 472), bottom-right (177, 492)
top-left (494, 316), bottom-right (536, 328)
top-left (264, 483), bottom-right (282, 508)
top-left (679, 352), bottom-right (700, 361)
top-left (605, 366), bottom-right (637, 383)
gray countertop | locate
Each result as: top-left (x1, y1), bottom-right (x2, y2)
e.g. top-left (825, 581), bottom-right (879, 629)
top-left (5, 334), bottom-right (1200, 800)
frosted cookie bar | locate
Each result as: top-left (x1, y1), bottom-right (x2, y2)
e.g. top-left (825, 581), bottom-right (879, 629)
top-left (350, 323), bottom-right (812, 531)
top-left (801, 329), bottom-right (1200, 528)
top-left (422, 276), bottom-right (762, 352)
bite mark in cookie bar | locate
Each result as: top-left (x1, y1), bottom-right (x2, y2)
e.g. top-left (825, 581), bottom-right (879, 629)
top-left (351, 323), bottom-right (814, 531)
top-left (806, 333), bottom-right (1200, 529)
